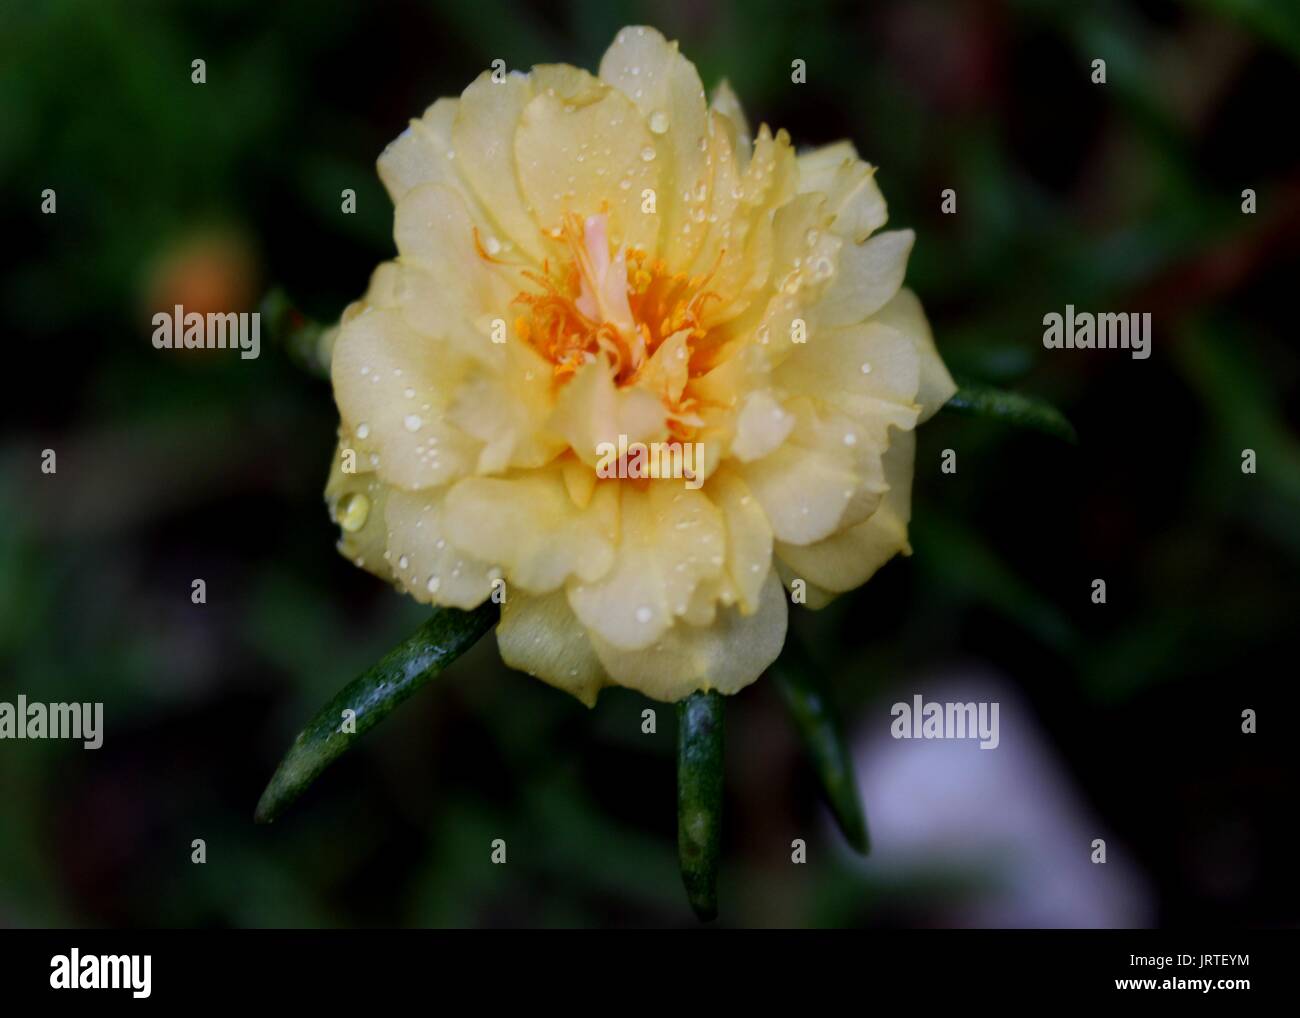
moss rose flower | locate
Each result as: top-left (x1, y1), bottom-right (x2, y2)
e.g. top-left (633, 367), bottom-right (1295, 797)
top-left (325, 26), bottom-right (955, 704)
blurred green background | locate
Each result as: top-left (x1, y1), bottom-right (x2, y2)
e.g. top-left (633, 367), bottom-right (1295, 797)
top-left (2, 0), bottom-right (1298, 927)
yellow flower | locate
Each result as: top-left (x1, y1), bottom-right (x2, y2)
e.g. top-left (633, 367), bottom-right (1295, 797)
top-left (325, 26), bottom-right (955, 705)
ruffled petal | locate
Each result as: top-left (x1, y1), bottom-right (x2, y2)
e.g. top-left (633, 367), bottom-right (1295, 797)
top-left (599, 25), bottom-right (711, 269)
top-left (330, 306), bottom-right (480, 490)
top-left (589, 571), bottom-right (787, 701)
top-left (775, 428), bottom-right (915, 594)
top-left (442, 468), bottom-right (618, 594)
top-left (567, 481), bottom-right (726, 650)
top-left (452, 71), bottom-right (547, 262)
top-left (814, 228), bottom-right (914, 328)
top-left (515, 74), bottom-right (661, 256)
top-left (383, 488), bottom-right (498, 608)
top-left (870, 288), bottom-right (956, 422)
top-left (496, 589), bottom-right (609, 707)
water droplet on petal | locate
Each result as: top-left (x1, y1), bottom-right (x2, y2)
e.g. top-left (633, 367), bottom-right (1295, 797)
top-left (640, 145), bottom-right (656, 162)
top-left (355, 422), bottom-right (370, 439)
top-left (404, 414), bottom-right (422, 432)
top-left (648, 111), bottom-right (669, 134)
top-left (335, 492), bottom-right (370, 533)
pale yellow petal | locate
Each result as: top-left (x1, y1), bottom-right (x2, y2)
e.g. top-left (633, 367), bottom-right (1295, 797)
top-left (330, 307), bottom-right (480, 490)
top-left (392, 183), bottom-right (518, 322)
top-left (515, 78), bottom-right (660, 255)
top-left (706, 466), bottom-right (773, 614)
top-left (442, 468), bottom-right (618, 594)
top-left (567, 482), bottom-right (726, 651)
top-left (776, 429), bottom-right (915, 593)
top-left (325, 439), bottom-right (393, 583)
top-left (589, 571), bottom-right (788, 701)
top-left (599, 25), bottom-right (711, 268)
top-left (377, 99), bottom-right (459, 203)
top-left (451, 71), bottom-right (546, 261)
top-left (549, 360), bottom-right (667, 469)
top-left (797, 142), bottom-right (888, 243)
top-left (730, 389), bottom-right (795, 462)
top-left (496, 589), bottom-right (609, 707)
top-left (870, 288), bottom-right (956, 422)
top-left (815, 228), bottom-right (914, 328)
top-left (773, 319), bottom-right (921, 421)
top-left (710, 79), bottom-right (751, 165)
top-left (383, 488), bottom-right (498, 608)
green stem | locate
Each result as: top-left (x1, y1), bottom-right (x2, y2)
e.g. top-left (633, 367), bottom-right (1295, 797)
top-left (677, 690), bottom-right (724, 922)
top-left (256, 603), bottom-right (497, 823)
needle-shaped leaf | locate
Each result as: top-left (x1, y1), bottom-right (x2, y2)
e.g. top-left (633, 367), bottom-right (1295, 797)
top-left (256, 603), bottom-right (498, 823)
top-left (677, 690), bottom-right (724, 922)
top-left (942, 378), bottom-right (1078, 443)
top-left (769, 647), bottom-right (869, 854)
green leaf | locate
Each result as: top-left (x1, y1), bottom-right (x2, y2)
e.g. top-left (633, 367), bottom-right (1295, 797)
top-left (676, 690), bottom-right (724, 922)
top-left (259, 287), bottom-right (332, 379)
top-left (942, 378), bottom-right (1077, 443)
top-left (769, 647), bottom-right (869, 854)
top-left (255, 603), bottom-right (498, 823)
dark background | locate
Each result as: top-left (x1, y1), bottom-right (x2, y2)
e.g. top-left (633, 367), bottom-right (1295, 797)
top-left (2, 0), bottom-right (1297, 927)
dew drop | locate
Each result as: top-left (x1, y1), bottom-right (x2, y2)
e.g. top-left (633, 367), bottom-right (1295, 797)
top-left (335, 492), bottom-right (370, 533)
top-left (426, 576), bottom-right (441, 594)
top-left (648, 111), bottom-right (670, 134)
top-left (640, 145), bottom-right (657, 162)
top-left (404, 414), bottom-right (423, 432)
top-left (355, 422), bottom-right (370, 439)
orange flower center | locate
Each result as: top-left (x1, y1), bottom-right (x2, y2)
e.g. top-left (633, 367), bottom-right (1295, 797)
top-left (491, 214), bottom-right (724, 392)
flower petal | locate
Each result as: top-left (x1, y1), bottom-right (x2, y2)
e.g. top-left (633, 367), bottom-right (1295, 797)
top-left (549, 360), bottom-right (667, 469)
top-left (870, 288), bottom-right (956, 422)
top-left (496, 589), bottom-right (609, 707)
top-left (383, 488), bottom-right (498, 608)
top-left (567, 482), bottom-right (726, 651)
top-left (515, 76), bottom-right (661, 256)
top-left (814, 228), bottom-right (914, 328)
top-left (330, 306), bottom-right (480, 490)
top-left (442, 468), bottom-right (618, 593)
top-left (451, 71), bottom-right (547, 262)
top-left (599, 25), bottom-right (711, 269)
top-left (589, 571), bottom-right (788, 701)
top-left (775, 428), bottom-right (915, 594)
top-left (706, 466), bottom-right (773, 614)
